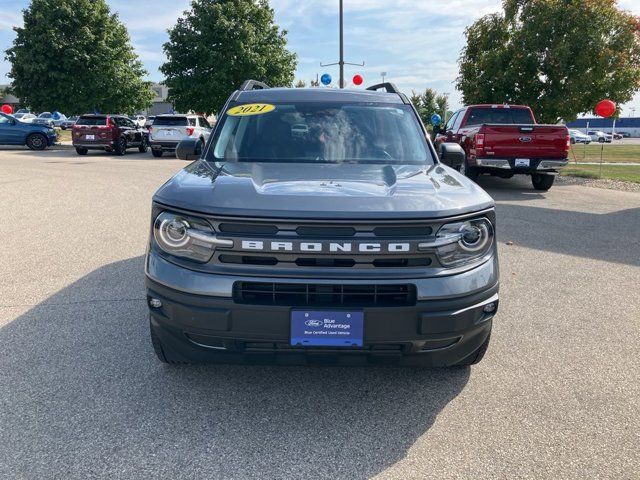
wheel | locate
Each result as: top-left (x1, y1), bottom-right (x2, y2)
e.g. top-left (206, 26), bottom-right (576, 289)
top-left (570, 138), bottom-right (576, 144)
top-left (26, 133), bottom-right (47, 151)
top-left (149, 318), bottom-right (188, 365)
top-left (459, 159), bottom-right (480, 182)
top-left (114, 136), bottom-right (127, 156)
top-left (455, 333), bottom-right (491, 366)
top-left (75, 147), bottom-right (88, 155)
top-left (61, 126), bottom-right (67, 131)
top-left (151, 148), bottom-right (163, 158)
top-left (138, 136), bottom-right (148, 153)
top-left (532, 173), bottom-right (555, 191)
top-left (598, 137), bottom-right (605, 143)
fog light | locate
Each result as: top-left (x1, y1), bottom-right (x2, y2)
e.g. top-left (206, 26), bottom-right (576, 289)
top-left (483, 302), bottom-right (496, 313)
top-left (149, 298), bottom-right (162, 308)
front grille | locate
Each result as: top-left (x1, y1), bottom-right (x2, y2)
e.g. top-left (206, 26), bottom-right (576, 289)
top-left (208, 219), bottom-right (443, 271)
top-left (233, 282), bottom-right (416, 307)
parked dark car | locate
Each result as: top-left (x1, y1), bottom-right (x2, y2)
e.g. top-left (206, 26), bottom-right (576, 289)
top-left (72, 114), bottom-right (148, 156)
top-left (60, 116), bottom-right (78, 130)
top-left (0, 112), bottom-right (57, 150)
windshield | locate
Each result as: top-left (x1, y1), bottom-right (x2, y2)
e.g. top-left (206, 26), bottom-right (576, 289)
top-left (154, 116), bottom-right (188, 126)
top-left (208, 102), bottom-right (432, 165)
top-left (465, 107), bottom-right (534, 126)
top-left (76, 116), bottom-right (107, 126)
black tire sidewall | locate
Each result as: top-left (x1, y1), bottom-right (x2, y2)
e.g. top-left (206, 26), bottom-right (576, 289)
top-left (27, 133), bottom-right (47, 150)
top-left (115, 137), bottom-right (126, 156)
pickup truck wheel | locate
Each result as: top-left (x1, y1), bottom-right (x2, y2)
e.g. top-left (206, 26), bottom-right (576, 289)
top-left (26, 133), bottom-right (48, 151)
top-left (150, 318), bottom-right (188, 365)
top-left (459, 160), bottom-right (480, 182)
top-left (75, 147), bottom-right (88, 155)
top-left (151, 149), bottom-right (163, 158)
top-left (114, 137), bottom-right (127, 156)
top-left (532, 173), bottom-right (555, 191)
top-left (455, 333), bottom-right (491, 366)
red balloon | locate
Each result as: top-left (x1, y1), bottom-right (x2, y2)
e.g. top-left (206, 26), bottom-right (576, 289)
top-left (1, 104), bottom-right (13, 115)
top-left (595, 99), bottom-right (616, 118)
top-left (352, 74), bottom-right (363, 86)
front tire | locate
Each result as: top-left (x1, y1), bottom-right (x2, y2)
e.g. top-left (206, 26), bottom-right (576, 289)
top-left (114, 137), bottom-right (127, 156)
top-left (459, 159), bottom-right (480, 182)
top-left (455, 333), bottom-right (491, 366)
top-left (150, 318), bottom-right (188, 365)
top-left (26, 133), bottom-right (47, 151)
top-left (138, 136), bottom-right (148, 153)
top-left (151, 148), bottom-right (163, 158)
top-left (598, 137), bottom-right (605, 143)
top-left (75, 147), bottom-right (88, 155)
top-left (532, 173), bottom-right (555, 191)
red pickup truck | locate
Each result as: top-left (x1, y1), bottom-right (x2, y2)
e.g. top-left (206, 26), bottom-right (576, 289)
top-left (434, 104), bottom-right (569, 190)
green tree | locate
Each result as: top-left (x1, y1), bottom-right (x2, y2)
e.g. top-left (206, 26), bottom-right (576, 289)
top-left (161, 0), bottom-right (297, 115)
top-left (410, 88), bottom-right (449, 127)
top-left (5, 0), bottom-right (154, 114)
top-left (457, 0), bottom-right (640, 123)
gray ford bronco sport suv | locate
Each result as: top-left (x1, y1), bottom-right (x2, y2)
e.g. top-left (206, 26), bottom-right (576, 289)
top-left (145, 80), bottom-right (499, 367)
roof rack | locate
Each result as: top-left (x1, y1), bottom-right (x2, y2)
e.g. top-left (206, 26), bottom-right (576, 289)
top-left (239, 80), bottom-right (271, 91)
top-left (366, 82), bottom-right (401, 94)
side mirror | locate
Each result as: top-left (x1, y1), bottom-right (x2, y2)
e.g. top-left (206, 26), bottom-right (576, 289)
top-left (439, 142), bottom-right (465, 168)
top-left (176, 138), bottom-right (202, 161)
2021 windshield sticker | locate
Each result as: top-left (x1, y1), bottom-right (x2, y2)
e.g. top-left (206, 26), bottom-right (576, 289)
top-left (227, 103), bottom-right (276, 116)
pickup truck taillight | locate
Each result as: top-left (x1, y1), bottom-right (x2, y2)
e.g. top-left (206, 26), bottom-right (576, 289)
top-left (565, 134), bottom-right (571, 151)
top-left (475, 133), bottom-right (485, 155)
top-left (186, 127), bottom-right (195, 136)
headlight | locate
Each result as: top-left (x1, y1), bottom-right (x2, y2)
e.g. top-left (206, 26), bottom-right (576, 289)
top-left (153, 211), bottom-right (232, 262)
top-left (420, 218), bottom-right (494, 267)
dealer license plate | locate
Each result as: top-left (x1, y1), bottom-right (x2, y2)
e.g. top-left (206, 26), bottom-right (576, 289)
top-left (85, 134), bottom-right (95, 140)
top-left (291, 310), bottom-right (364, 347)
top-left (515, 158), bottom-right (530, 167)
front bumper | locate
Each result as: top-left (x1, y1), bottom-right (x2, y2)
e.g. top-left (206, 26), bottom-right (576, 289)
top-left (145, 252), bottom-right (499, 366)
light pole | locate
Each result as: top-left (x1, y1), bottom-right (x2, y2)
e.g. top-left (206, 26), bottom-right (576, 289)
top-left (321, 0), bottom-right (364, 88)
top-left (381, 72), bottom-right (387, 83)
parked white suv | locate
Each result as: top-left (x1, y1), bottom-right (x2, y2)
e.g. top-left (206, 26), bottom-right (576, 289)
top-left (150, 114), bottom-right (212, 158)
top-left (587, 130), bottom-right (613, 143)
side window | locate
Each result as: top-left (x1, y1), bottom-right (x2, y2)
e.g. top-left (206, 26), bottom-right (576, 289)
top-left (453, 110), bottom-right (465, 130)
top-left (126, 118), bottom-right (137, 128)
top-left (110, 117), bottom-right (122, 127)
top-left (188, 118), bottom-right (196, 127)
top-left (0, 114), bottom-right (11, 125)
top-left (445, 110), bottom-right (461, 131)
top-left (199, 116), bottom-right (211, 129)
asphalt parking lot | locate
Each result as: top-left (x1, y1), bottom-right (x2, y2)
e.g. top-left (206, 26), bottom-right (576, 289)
top-left (1, 147), bottom-right (639, 479)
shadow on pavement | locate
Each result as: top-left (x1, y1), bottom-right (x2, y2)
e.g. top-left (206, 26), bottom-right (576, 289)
top-left (0, 256), bottom-right (469, 479)
top-left (475, 176), bottom-right (640, 267)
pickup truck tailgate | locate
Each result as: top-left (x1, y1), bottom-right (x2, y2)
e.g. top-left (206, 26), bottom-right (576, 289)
top-left (482, 124), bottom-right (568, 159)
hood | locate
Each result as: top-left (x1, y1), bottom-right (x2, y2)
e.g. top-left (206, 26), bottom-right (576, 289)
top-left (153, 161), bottom-right (494, 219)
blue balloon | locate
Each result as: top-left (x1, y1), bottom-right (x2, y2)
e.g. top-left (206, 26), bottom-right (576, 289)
top-left (431, 113), bottom-right (442, 126)
top-left (320, 73), bottom-right (332, 86)
top-left (52, 111), bottom-right (61, 120)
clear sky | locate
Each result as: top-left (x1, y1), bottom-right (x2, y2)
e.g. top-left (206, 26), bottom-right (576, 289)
top-left (0, 0), bottom-right (638, 115)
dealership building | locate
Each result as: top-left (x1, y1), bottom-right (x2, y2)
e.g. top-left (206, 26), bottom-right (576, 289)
top-left (566, 117), bottom-right (640, 137)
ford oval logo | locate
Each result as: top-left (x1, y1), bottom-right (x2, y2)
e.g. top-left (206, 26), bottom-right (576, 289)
top-left (305, 319), bottom-right (323, 328)
top-left (519, 136), bottom-right (532, 143)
